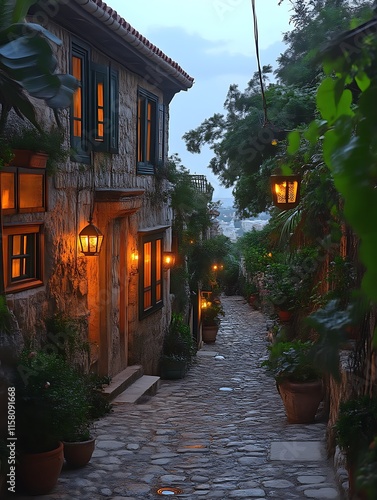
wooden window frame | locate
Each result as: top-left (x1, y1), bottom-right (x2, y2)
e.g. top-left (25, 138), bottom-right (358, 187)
top-left (139, 232), bottom-right (164, 318)
top-left (71, 39), bottom-right (119, 162)
top-left (3, 224), bottom-right (44, 293)
top-left (137, 88), bottom-right (161, 175)
top-left (1, 167), bottom-right (46, 215)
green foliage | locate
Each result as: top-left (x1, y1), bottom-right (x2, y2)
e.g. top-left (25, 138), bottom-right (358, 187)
top-left (335, 396), bottom-right (377, 464)
top-left (0, 295), bottom-right (12, 333)
top-left (262, 339), bottom-right (320, 382)
top-left (264, 262), bottom-right (299, 311)
top-left (15, 350), bottom-right (92, 452)
top-left (295, 8), bottom-right (377, 303)
top-left (166, 155), bottom-right (214, 242)
top-left (15, 349), bottom-right (112, 448)
top-left (0, 0), bottom-right (78, 132)
top-left (7, 126), bottom-right (68, 173)
top-left (43, 313), bottom-right (90, 369)
top-left (306, 300), bottom-right (352, 381)
top-left (183, 73), bottom-right (316, 215)
top-left (201, 299), bottom-right (225, 327)
top-left (162, 313), bottom-right (195, 362)
top-left (356, 436), bottom-right (377, 499)
top-left (187, 235), bottom-right (231, 291)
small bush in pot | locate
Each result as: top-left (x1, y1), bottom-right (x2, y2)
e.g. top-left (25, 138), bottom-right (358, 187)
top-left (356, 436), bottom-right (377, 499)
top-left (262, 339), bottom-right (323, 424)
top-left (160, 313), bottom-right (195, 379)
top-left (15, 350), bottom-right (92, 454)
top-left (335, 396), bottom-right (377, 468)
top-left (14, 350), bottom-right (94, 493)
top-left (262, 339), bottom-right (319, 383)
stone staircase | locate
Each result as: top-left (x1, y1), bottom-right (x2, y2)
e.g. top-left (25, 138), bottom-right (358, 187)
top-left (102, 365), bottom-right (160, 404)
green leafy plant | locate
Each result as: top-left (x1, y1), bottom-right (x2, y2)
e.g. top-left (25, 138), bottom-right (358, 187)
top-left (15, 350), bottom-right (93, 452)
top-left (0, 0), bottom-right (78, 133)
top-left (306, 299), bottom-right (353, 381)
top-left (161, 313), bottom-right (195, 363)
top-left (7, 127), bottom-right (69, 174)
top-left (201, 299), bottom-right (225, 327)
top-left (356, 436), bottom-right (377, 499)
top-left (264, 262), bottom-right (299, 311)
top-left (335, 396), bottom-right (377, 466)
top-left (262, 339), bottom-right (320, 382)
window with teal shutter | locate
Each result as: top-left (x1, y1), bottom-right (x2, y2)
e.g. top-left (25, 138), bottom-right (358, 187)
top-left (71, 39), bottom-right (119, 161)
top-left (137, 88), bottom-right (164, 175)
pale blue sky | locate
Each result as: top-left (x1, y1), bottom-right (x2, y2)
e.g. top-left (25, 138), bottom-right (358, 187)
top-left (109, 0), bottom-right (293, 200)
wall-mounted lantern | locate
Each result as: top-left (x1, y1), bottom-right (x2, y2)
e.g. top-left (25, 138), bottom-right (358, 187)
top-left (79, 218), bottom-right (104, 256)
top-left (162, 251), bottom-right (176, 270)
top-left (270, 174), bottom-right (301, 210)
top-left (130, 249), bottom-right (139, 275)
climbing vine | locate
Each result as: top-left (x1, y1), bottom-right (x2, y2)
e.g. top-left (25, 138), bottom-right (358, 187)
top-left (289, 24), bottom-right (377, 304)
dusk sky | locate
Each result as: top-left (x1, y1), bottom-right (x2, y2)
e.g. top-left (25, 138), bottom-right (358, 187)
top-left (109, 1), bottom-right (293, 200)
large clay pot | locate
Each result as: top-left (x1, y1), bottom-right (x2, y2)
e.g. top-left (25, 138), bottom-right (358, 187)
top-left (202, 325), bottom-right (219, 343)
top-left (63, 438), bottom-right (96, 468)
top-left (17, 441), bottom-right (64, 495)
top-left (278, 379), bottom-right (323, 424)
top-left (277, 309), bottom-right (293, 322)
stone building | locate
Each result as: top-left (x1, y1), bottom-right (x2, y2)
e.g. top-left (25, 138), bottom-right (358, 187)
top-left (3, 0), bottom-right (193, 377)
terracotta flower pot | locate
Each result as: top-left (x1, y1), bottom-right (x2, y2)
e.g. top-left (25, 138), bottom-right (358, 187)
top-left (202, 324), bottom-right (219, 343)
top-left (63, 438), bottom-right (96, 468)
top-left (17, 441), bottom-right (64, 495)
top-left (277, 309), bottom-right (293, 322)
top-left (10, 149), bottom-right (48, 168)
top-left (278, 379), bottom-right (323, 424)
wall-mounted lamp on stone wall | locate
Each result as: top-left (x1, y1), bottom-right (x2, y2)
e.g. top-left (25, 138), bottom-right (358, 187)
top-left (79, 218), bottom-right (104, 256)
top-left (162, 251), bottom-right (175, 270)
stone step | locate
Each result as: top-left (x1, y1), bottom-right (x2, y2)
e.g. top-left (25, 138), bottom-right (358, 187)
top-left (102, 365), bottom-right (144, 401)
top-left (112, 375), bottom-right (160, 404)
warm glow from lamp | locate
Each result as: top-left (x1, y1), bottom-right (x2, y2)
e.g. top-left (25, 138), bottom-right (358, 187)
top-left (131, 250), bottom-right (139, 263)
top-left (201, 299), bottom-right (212, 309)
top-left (162, 251), bottom-right (176, 270)
top-left (270, 175), bottom-right (301, 210)
top-left (79, 220), bottom-right (104, 256)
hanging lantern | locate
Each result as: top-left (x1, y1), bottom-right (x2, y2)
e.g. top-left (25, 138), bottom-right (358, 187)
top-left (270, 174), bottom-right (301, 210)
top-left (162, 251), bottom-right (176, 270)
top-left (79, 219), bottom-right (104, 256)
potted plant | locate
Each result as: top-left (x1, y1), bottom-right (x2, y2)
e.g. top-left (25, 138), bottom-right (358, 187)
top-left (334, 396), bottom-right (377, 497)
top-left (14, 350), bottom-right (94, 494)
top-left (201, 299), bottom-right (225, 343)
top-left (6, 126), bottom-right (68, 173)
top-left (264, 263), bottom-right (299, 320)
top-left (160, 313), bottom-right (196, 379)
top-left (262, 339), bottom-right (323, 423)
top-left (356, 436), bottom-right (377, 500)
top-left (62, 373), bottom-right (112, 468)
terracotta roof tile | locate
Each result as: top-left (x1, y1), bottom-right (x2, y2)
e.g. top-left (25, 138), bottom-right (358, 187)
top-left (93, 0), bottom-right (194, 84)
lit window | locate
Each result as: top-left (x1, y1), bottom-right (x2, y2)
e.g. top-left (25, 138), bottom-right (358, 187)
top-left (137, 89), bottom-right (164, 174)
top-left (71, 40), bottom-right (119, 162)
top-left (3, 224), bottom-right (43, 292)
top-left (1, 167), bottom-right (45, 214)
top-left (140, 233), bottom-right (163, 317)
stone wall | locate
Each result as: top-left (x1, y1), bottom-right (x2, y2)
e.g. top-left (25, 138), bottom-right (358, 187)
top-left (5, 15), bottom-right (174, 377)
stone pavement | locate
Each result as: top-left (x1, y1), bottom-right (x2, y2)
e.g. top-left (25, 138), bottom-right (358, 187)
top-left (16, 295), bottom-right (343, 499)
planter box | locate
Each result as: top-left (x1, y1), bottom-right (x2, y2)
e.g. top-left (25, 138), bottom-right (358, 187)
top-left (160, 358), bottom-right (187, 380)
top-left (10, 149), bottom-right (48, 168)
